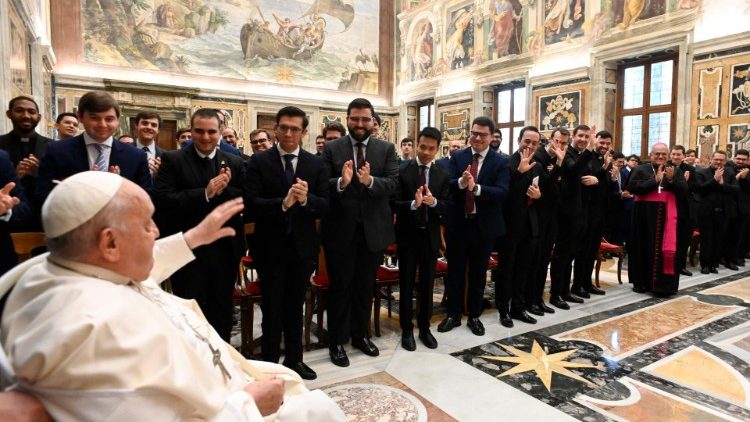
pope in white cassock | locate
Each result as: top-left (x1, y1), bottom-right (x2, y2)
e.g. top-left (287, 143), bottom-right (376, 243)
top-left (0, 171), bottom-right (346, 421)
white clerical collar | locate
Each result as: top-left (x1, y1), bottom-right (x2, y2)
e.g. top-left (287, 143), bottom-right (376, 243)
top-left (49, 255), bottom-right (133, 286)
top-left (471, 147), bottom-right (489, 158)
top-left (83, 132), bottom-right (114, 147)
top-left (277, 143), bottom-right (300, 156)
top-left (194, 145), bottom-right (217, 159)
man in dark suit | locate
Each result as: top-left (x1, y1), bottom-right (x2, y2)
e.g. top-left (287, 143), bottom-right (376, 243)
top-left (393, 127), bottom-right (450, 351)
top-left (0, 150), bottom-right (32, 275)
top-left (437, 116), bottom-right (509, 336)
top-left (0, 96), bottom-right (51, 230)
top-left (694, 150), bottom-right (739, 274)
top-left (134, 111), bottom-right (165, 177)
top-left (731, 149), bottom-right (750, 265)
top-left (181, 110), bottom-right (241, 157)
top-left (154, 108), bottom-right (246, 341)
top-left (36, 91), bottom-right (152, 206)
top-left (245, 106), bottom-right (329, 380)
top-left (668, 145), bottom-right (696, 276)
top-left (321, 98), bottom-right (398, 367)
top-left (496, 126), bottom-right (544, 328)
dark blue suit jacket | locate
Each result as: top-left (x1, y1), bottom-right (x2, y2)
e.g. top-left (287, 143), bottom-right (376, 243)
top-left (36, 134), bottom-right (152, 204)
top-left (444, 147), bottom-right (509, 239)
top-left (182, 139), bottom-right (241, 156)
top-left (0, 150), bottom-right (32, 274)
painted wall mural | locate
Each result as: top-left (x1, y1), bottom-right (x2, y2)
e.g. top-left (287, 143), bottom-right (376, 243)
top-left (729, 124), bottom-right (750, 152)
top-left (486, 0), bottom-right (523, 60)
top-left (82, 0), bottom-right (380, 94)
top-left (446, 5), bottom-right (475, 70)
top-left (539, 91), bottom-right (581, 131)
top-left (9, 3), bottom-right (31, 97)
top-left (410, 19), bottom-right (435, 80)
top-left (697, 125), bottom-right (718, 166)
top-left (730, 63), bottom-right (750, 117)
top-left (697, 67), bottom-right (722, 119)
top-left (438, 102), bottom-right (472, 154)
top-left (544, 0), bottom-right (585, 44)
top-left (610, 0), bottom-right (667, 30)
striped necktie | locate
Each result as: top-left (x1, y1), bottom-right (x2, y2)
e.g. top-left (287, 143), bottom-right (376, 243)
top-left (93, 143), bottom-right (107, 171)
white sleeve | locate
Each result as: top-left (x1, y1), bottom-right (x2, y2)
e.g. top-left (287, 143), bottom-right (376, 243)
top-left (149, 233), bottom-right (195, 283)
top-left (214, 390), bottom-right (265, 421)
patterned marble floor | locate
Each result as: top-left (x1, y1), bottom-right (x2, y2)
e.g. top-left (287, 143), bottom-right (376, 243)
top-left (237, 259), bottom-right (750, 421)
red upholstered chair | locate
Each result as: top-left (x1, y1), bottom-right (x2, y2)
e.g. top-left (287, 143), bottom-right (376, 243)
top-left (373, 261), bottom-right (400, 337)
top-left (594, 240), bottom-right (624, 288)
top-left (304, 247), bottom-right (329, 350)
top-left (233, 224), bottom-right (262, 358)
top-left (689, 229), bottom-right (700, 267)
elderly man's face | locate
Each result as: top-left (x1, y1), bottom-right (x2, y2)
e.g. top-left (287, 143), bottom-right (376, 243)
top-left (111, 181), bottom-right (159, 281)
top-left (449, 140), bottom-right (462, 152)
top-left (650, 144), bottom-right (669, 166)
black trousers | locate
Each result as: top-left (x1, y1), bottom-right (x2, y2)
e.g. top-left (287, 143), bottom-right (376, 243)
top-left (496, 233), bottom-right (538, 315)
top-left (532, 216), bottom-right (558, 305)
top-left (397, 230), bottom-right (438, 331)
top-left (724, 215), bottom-right (750, 263)
top-left (257, 236), bottom-right (314, 364)
top-left (677, 215), bottom-right (693, 270)
top-left (325, 225), bottom-right (383, 345)
top-left (171, 243), bottom-right (237, 341)
top-left (699, 211), bottom-right (726, 267)
top-left (573, 211), bottom-right (604, 291)
top-left (738, 215), bottom-right (750, 259)
top-left (550, 214), bottom-right (586, 297)
top-left (445, 219), bottom-right (495, 318)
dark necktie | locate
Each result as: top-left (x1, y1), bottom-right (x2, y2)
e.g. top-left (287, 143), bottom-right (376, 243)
top-left (465, 153), bottom-right (480, 215)
top-left (356, 142), bottom-right (365, 169)
top-left (204, 156), bottom-right (216, 179)
top-left (419, 164), bottom-right (428, 227)
top-left (284, 154), bottom-right (296, 186)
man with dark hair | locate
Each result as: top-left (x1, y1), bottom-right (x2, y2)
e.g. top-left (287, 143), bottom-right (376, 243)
top-left (322, 122), bottom-right (346, 141)
top-left (175, 128), bottom-right (191, 146)
top-left (0, 150), bottom-right (32, 275)
top-left (118, 134), bottom-right (134, 144)
top-left (685, 149), bottom-right (698, 167)
top-left (222, 128), bottom-right (239, 147)
top-left (36, 91), bottom-right (151, 205)
top-left (436, 139), bottom-right (465, 171)
top-left (606, 151), bottom-right (634, 247)
top-left (0, 95), bottom-right (51, 230)
top-left (668, 145), bottom-right (696, 276)
top-left (246, 106), bottom-right (329, 380)
top-left (490, 129), bottom-right (504, 155)
top-left (181, 110), bottom-right (241, 156)
top-left (315, 134), bottom-right (325, 156)
top-left (438, 116), bottom-right (509, 336)
top-left (496, 126), bottom-right (544, 327)
top-left (248, 129), bottom-right (272, 154)
top-left (400, 137), bottom-right (414, 162)
top-left (321, 97), bottom-right (398, 366)
top-left (54, 113), bottom-right (79, 140)
top-left (726, 149), bottom-right (750, 266)
top-left (694, 150), bottom-right (739, 274)
top-left (134, 111), bottom-right (164, 176)
top-left (371, 113), bottom-right (382, 138)
top-left (153, 108), bottom-right (247, 340)
top-left (393, 126), bottom-right (450, 350)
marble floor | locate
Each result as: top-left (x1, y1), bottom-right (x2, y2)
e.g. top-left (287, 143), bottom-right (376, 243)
top-left (234, 259), bottom-right (750, 421)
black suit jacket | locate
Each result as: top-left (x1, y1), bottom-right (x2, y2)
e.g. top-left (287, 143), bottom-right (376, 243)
top-left (154, 147), bottom-right (247, 257)
top-left (36, 134), bottom-right (152, 204)
top-left (134, 141), bottom-right (166, 157)
top-left (321, 135), bottom-right (399, 252)
top-left (505, 151), bottom-right (545, 238)
top-left (693, 165), bottom-right (740, 218)
top-left (0, 131), bottom-right (51, 211)
top-left (0, 150), bottom-right (32, 274)
top-left (393, 160), bottom-right (451, 252)
top-left (245, 147), bottom-right (330, 260)
top-left (532, 146), bottom-right (563, 222)
top-left (559, 146), bottom-right (594, 217)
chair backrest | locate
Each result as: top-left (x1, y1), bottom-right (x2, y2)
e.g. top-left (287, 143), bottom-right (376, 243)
top-left (10, 232), bottom-right (46, 263)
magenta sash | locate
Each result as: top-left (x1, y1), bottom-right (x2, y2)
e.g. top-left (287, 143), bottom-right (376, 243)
top-left (635, 189), bottom-right (677, 275)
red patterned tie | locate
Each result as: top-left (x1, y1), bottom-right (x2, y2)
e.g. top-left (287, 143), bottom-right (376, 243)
top-left (465, 153), bottom-right (480, 214)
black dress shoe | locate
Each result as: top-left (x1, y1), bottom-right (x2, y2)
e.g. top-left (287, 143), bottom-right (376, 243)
top-left (510, 310), bottom-right (537, 324)
top-left (701, 266), bottom-right (710, 274)
top-left (539, 302), bottom-right (555, 313)
top-left (725, 262), bottom-right (739, 271)
top-left (467, 317), bottom-right (485, 335)
top-left (736, 259), bottom-right (746, 267)
top-left (586, 286), bottom-right (606, 295)
top-left (418, 330), bottom-right (438, 349)
top-left (284, 361), bottom-right (317, 380)
top-left (571, 287), bottom-right (590, 299)
top-left (437, 316), bottom-right (461, 333)
top-left (499, 314), bottom-right (514, 328)
top-left (527, 304), bottom-right (545, 316)
top-left (563, 295), bottom-right (584, 304)
top-left (351, 337), bottom-right (379, 357)
top-left (550, 296), bottom-right (570, 310)
top-left (329, 345), bottom-right (349, 367)
top-left (680, 268), bottom-right (693, 276)
top-left (632, 285), bottom-right (648, 293)
top-left (401, 331), bottom-right (416, 351)
top-left (710, 267), bottom-right (719, 274)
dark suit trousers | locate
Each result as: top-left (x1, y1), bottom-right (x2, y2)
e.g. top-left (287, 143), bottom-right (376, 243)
top-left (397, 230), bottom-right (437, 331)
top-left (171, 243), bottom-right (236, 341)
top-left (257, 235), bottom-right (313, 365)
top-left (699, 211), bottom-right (726, 267)
top-left (573, 210), bottom-right (604, 290)
top-left (724, 215), bottom-right (750, 262)
top-left (495, 234), bottom-right (538, 314)
top-left (677, 216), bottom-right (692, 270)
top-left (326, 224), bottom-right (383, 344)
top-left (550, 214), bottom-right (586, 296)
top-left (445, 219), bottom-right (495, 318)
top-left (533, 216), bottom-right (557, 304)
top-left (738, 215), bottom-right (750, 258)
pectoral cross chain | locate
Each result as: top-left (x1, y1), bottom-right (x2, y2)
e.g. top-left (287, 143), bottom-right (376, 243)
top-left (208, 342), bottom-right (232, 381)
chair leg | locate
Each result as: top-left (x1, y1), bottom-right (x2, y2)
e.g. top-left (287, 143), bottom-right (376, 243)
top-left (304, 289), bottom-right (313, 351)
top-left (316, 292), bottom-right (325, 344)
top-left (387, 285), bottom-right (393, 318)
top-left (594, 256), bottom-right (602, 288)
top-left (239, 298), bottom-right (250, 358)
top-left (617, 252), bottom-right (624, 284)
top-left (373, 287), bottom-right (381, 337)
top-left (248, 299), bottom-right (255, 357)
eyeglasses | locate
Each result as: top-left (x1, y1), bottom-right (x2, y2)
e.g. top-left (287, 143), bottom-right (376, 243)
top-left (250, 138), bottom-right (269, 145)
top-left (276, 125), bottom-right (303, 134)
top-left (348, 116), bottom-right (373, 124)
top-left (470, 131), bottom-right (490, 139)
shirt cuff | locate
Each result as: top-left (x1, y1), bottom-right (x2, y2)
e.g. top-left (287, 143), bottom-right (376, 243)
top-left (224, 390), bottom-right (265, 421)
top-left (366, 176), bottom-right (375, 189)
top-left (474, 185), bottom-right (481, 196)
top-left (0, 208), bottom-right (12, 222)
top-left (204, 189), bottom-right (210, 202)
top-left (429, 198), bottom-right (438, 208)
top-left (410, 200), bottom-right (417, 210)
top-left (458, 179), bottom-right (467, 190)
top-left (337, 177), bottom-right (345, 192)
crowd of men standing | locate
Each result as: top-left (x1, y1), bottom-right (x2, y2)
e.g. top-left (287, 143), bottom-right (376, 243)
top-left (1, 91), bottom-right (749, 382)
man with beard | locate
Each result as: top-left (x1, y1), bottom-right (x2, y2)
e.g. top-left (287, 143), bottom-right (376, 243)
top-left (0, 96), bottom-right (51, 229)
top-left (531, 127), bottom-right (567, 310)
top-left (321, 98), bottom-right (398, 367)
top-left (490, 129), bottom-right (507, 157)
top-left (495, 126), bottom-right (544, 328)
top-left (668, 145), bottom-right (696, 276)
top-left (54, 113), bottom-right (79, 140)
top-left (724, 149), bottom-right (750, 267)
top-left (627, 143), bottom-right (687, 295)
top-left (134, 112), bottom-right (165, 177)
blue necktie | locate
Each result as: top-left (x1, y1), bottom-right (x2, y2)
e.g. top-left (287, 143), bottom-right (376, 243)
top-left (93, 143), bottom-right (107, 171)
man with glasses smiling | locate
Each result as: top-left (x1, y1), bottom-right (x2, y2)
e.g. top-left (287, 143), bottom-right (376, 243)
top-left (321, 98), bottom-right (398, 367)
top-left (438, 116), bottom-right (509, 336)
top-left (249, 129), bottom-right (273, 154)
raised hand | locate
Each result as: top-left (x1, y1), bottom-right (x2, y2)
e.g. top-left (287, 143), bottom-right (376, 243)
top-left (184, 197), bottom-right (244, 249)
top-left (423, 185), bottom-right (435, 206)
top-left (108, 165), bottom-right (121, 175)
top-left (414, 185), bottom-right (424, 208)
top-left (356, 162), bottom-right (372, 186)
top-left (526, 184), bottom-right (541, 199)
top-left (518, 148), bottom-right (534, 173)
top-left (581, 175), bottom-right (598, 186)
top-left (0, 182), bottom-right (20, 215)
top-left (461, 165), bottom-right (475, 191)
top-left (206, 170), bottom-right (230, 199)
top-left (665, 166), bottom-right (675, 182)
top-left (148, 157), bottom-right (161, 175)
top-left (290, 177), bottom-right (308, 204)
top-left (341, 160), bottom-right (354, 188)
top-left (715, 167), bottom-right (724, 184)
top-left (684, 170), bottom-right (691, 183)
top-left (737, 168), bottom-right (749, 180)
top-left (16, 155), bottom-right (39, 178)
top-left (655, 164), bottom-right (664, 183)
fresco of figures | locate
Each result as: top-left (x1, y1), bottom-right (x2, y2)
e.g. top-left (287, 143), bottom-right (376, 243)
top-left (82, 0), bottom-right (380, 94)
top-left (486, 0), bottom-right (524, 60)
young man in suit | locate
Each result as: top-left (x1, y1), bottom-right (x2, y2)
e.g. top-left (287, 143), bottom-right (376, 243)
top-left (54, 112), bottom-right (79, 140)
top-left (245, 106), bottom-right (330, 380)
top-left (321, 98), bottom-right (398, 367)
top-left (393, 127), bottom-right (450, 350)
top-left (134, 111), bottom-right (165, 176)
top-left (0, 150), bottom-right (32, 275)
top-left (153, 108), bottom-right (247, 341)
top-left (438, 116), bottom-right (509, 336)
top-left (36, 91), bottom-right (151, 205)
